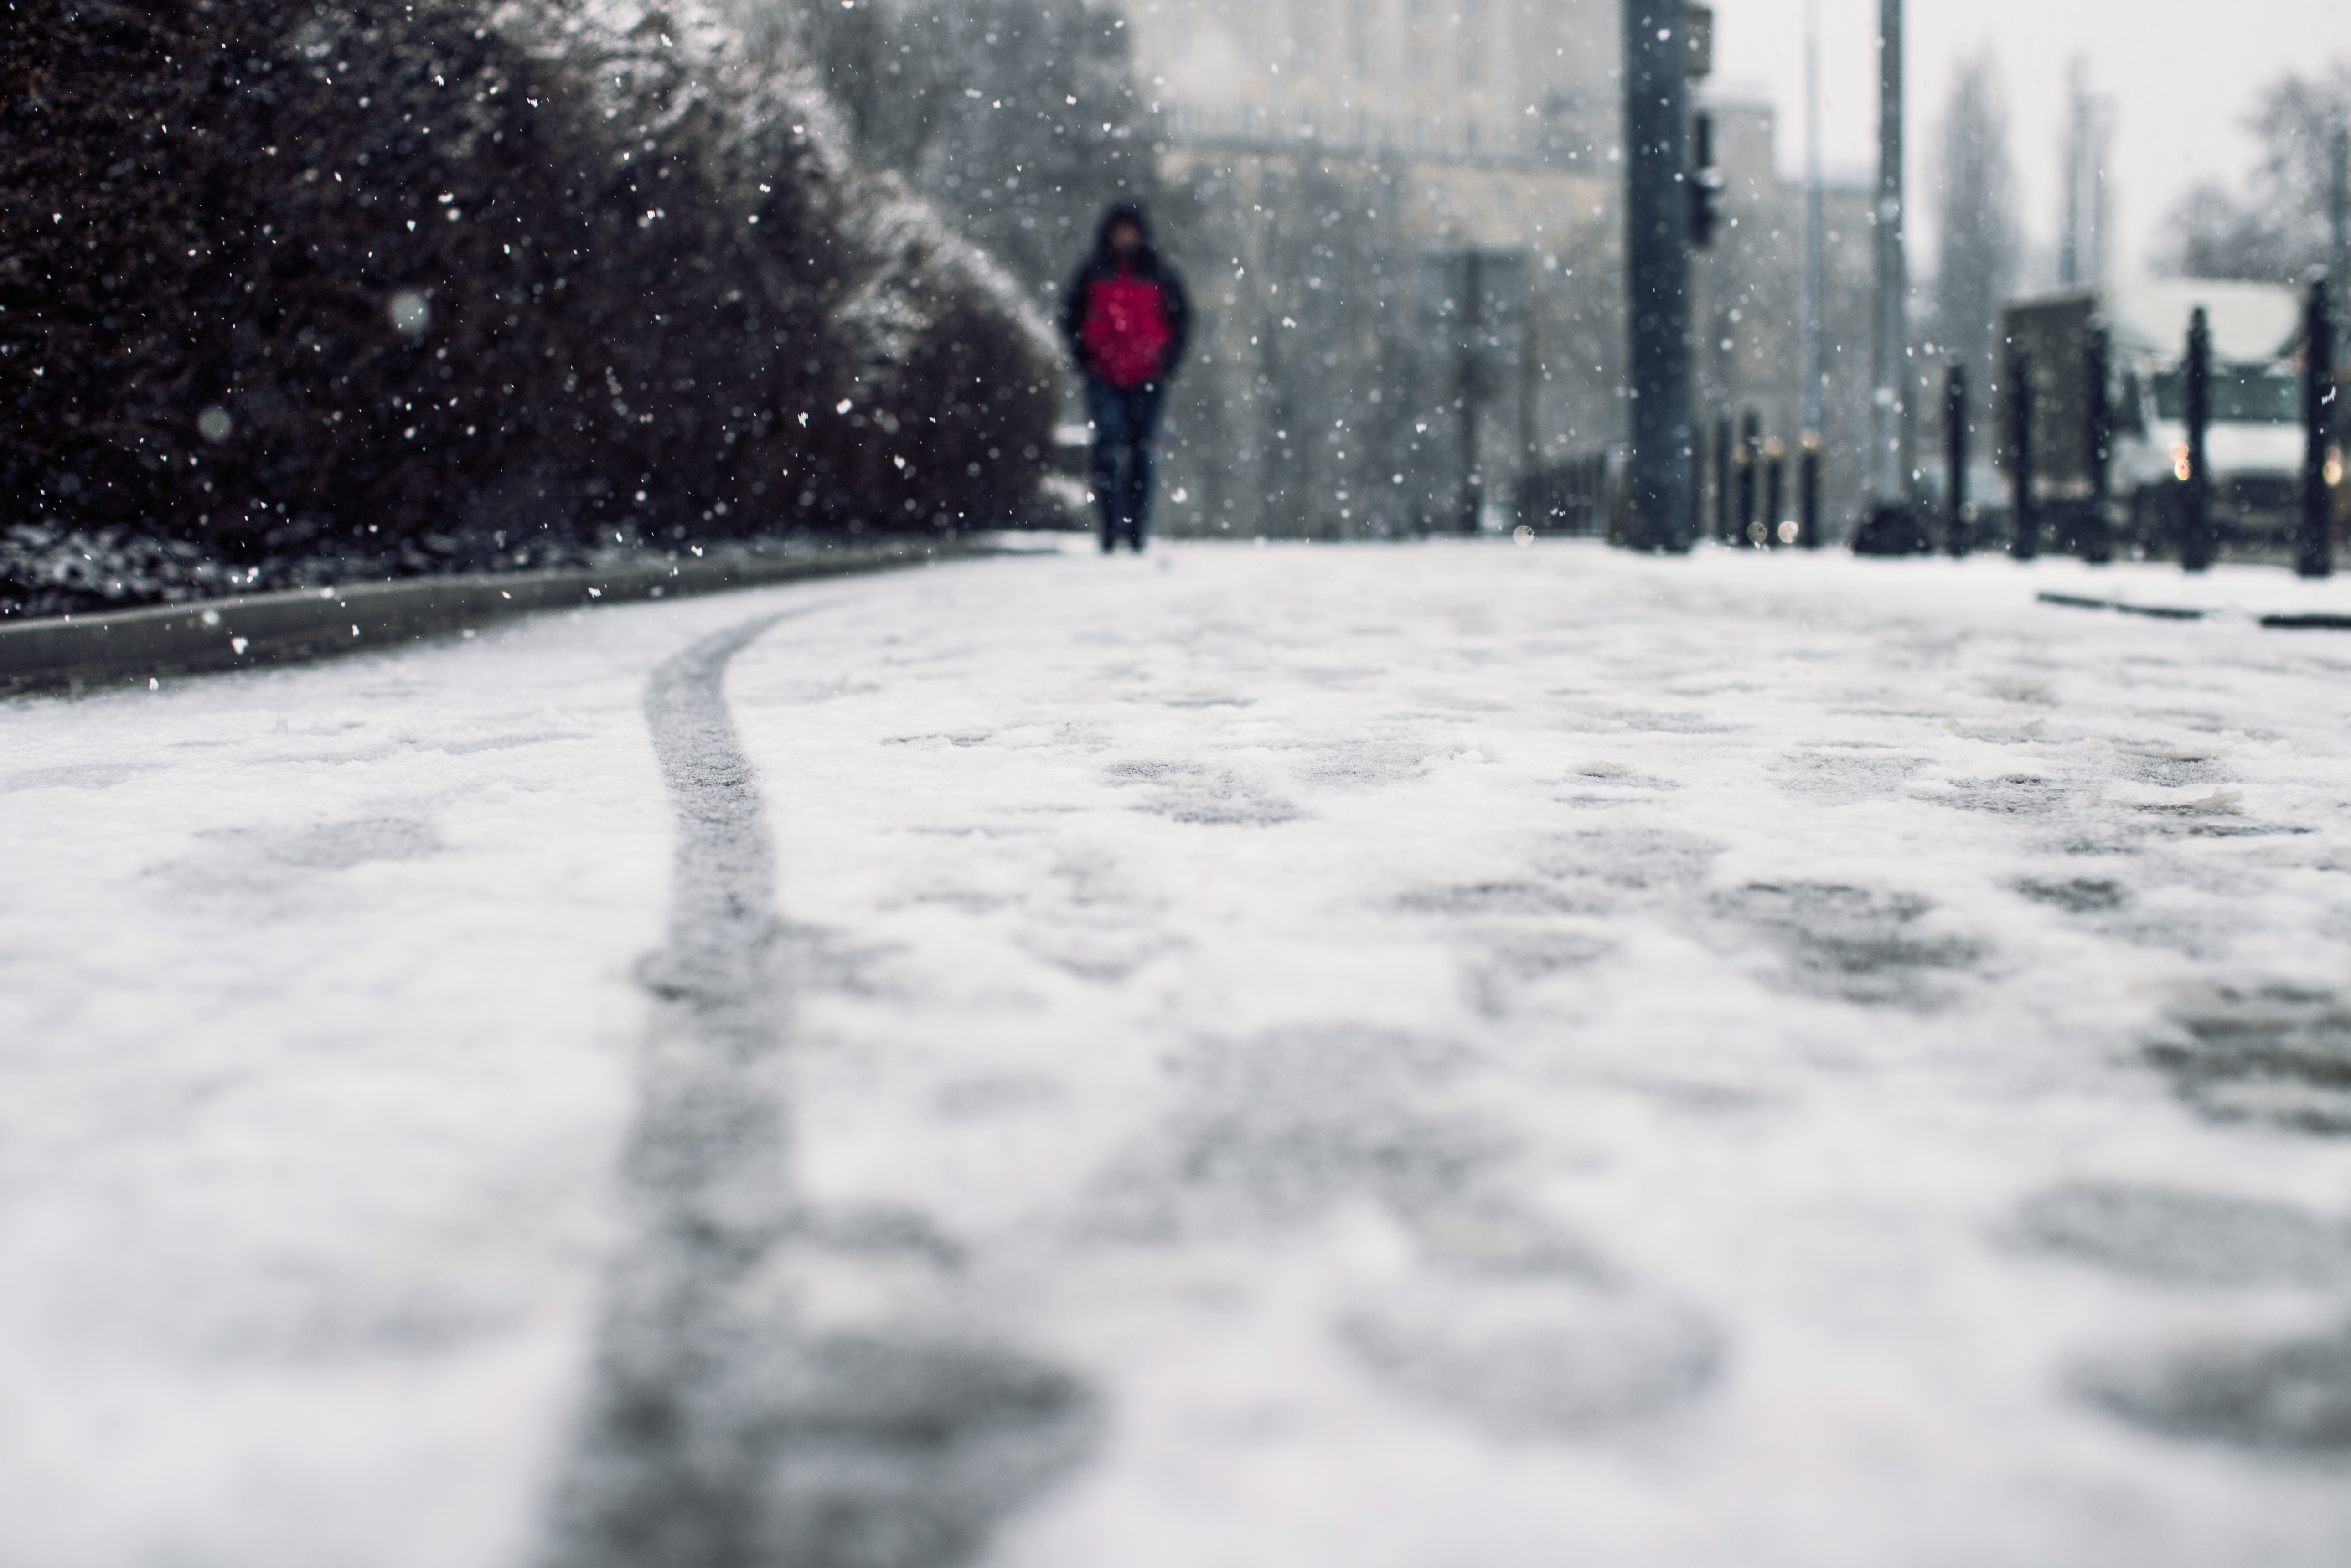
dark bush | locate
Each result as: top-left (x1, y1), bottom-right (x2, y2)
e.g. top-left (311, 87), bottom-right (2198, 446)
top-left (0, 0), bottom-right (1059, 614)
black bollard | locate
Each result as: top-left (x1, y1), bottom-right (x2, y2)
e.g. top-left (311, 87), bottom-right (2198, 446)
top-left (2008, 345), bottom-right (2037, 559)
top-left (2180, 305), bottom-right (2214, 573)
top-left (2302, 273), bottom-right (2335, 579)
top-left (1946, 361), bottom-right (1969, 557)
top-left (1721, 413), bottom-right (1740, 543)
top-left (1737, 411), bottom-right (1759, 546)
top-left (1799, 432), bottom-right (1822, 548)
top-left (2082, 320), bottom-right (2114, 563)
top-left (1764, 438), bottom-right (1786, 546)
top-left (1458, 252), bottom-right (1484, 537)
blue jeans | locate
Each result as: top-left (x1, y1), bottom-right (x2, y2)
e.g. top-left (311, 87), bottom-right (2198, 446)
top-left (1086, 378), bottom-right (1165, 552)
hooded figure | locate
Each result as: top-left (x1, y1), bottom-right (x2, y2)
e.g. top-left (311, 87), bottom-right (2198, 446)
top-left (1064, 201), bottom-right (1190, 552)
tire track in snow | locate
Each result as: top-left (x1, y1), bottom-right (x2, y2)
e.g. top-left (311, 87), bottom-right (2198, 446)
top-left (543, 610), bottom-right (1095, 1568)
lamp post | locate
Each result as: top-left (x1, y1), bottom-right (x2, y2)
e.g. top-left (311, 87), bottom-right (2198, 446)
top-left (1869, 0), bottom-right (1907, 506)
top-left (2330, 122), bottom-right (2348, 338)
top-left (1801, 0), bottom-right (1825, 442)
top-left (1800, 0), bottom-right (1826, 546)
top-left (1458, 250), bottom-right (1485, 536)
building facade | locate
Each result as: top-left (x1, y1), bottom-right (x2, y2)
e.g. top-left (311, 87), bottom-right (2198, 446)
top-left (1121, 0), bottom-right (1617, 537)
top-left (1121, 0), bottom-right (1878, 541)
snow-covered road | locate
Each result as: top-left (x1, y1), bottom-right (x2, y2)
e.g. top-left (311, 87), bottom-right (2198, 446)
top-left (7, 542), bottom-right (2351, 1566)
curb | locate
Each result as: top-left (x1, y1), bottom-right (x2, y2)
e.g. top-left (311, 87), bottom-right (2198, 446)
top-left (1, 539), bottom-right (991, 695)
top-left (2035, 590), bottom-right (2351, 629)
top-left (2255, 612), bottom-right (2351, 631)
top-left (2035, 591), bottom-right (2207, 621)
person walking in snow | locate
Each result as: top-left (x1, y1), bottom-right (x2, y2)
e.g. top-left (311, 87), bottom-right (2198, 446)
top-left (1064, 201), bottom-right (1190, 553)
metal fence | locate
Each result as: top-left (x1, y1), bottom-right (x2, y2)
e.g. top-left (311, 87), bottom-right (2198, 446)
top-left (1515, 450), bottom-right (1618, 536)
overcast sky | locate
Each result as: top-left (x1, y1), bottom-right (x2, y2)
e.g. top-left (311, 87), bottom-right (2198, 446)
top-left (1704, 0), bottom-right (2351, 285)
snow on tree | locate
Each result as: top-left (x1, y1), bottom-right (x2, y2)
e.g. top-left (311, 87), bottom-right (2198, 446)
top-left (0, 0), bottom-right (1059, 616)
top-left (1931, 53), bottom-right (2018, 392)
top-left (2162, 64), bottom-right (2351, 285)
top-left (740, 0), bottom-right (1165, 306)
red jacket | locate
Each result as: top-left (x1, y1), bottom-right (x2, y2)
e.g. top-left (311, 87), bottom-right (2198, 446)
top-left (1064, 253), bottom-right (1191, 390)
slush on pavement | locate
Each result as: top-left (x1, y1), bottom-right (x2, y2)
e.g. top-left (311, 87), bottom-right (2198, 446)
top-left (6, 543), bottom-right (2351, 1566)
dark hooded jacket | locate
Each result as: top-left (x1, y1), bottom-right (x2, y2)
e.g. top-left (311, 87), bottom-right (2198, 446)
top-left (1063, 202), bottom-right (1191, 389)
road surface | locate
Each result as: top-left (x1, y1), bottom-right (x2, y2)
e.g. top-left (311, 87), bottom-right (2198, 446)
top-left (5, 541), bottom-right (2351, 1566)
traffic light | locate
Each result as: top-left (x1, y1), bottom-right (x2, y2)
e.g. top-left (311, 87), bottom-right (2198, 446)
top-left (1690, 110), bottom-right (1724, 249)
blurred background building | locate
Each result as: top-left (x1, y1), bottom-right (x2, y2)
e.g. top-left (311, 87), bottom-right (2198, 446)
top-left (1694, 98), bottom-right (1877, 542)
top-left (1132, 0), bottom-right (1621, 538)
top-left (1130, 0), bottom-right (1878, 539)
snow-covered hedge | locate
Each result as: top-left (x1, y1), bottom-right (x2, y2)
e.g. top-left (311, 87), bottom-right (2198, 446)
top-left (0, 0), bottom-right (1059, 614)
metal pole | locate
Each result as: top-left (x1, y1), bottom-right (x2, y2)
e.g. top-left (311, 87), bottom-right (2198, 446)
top-left (2181, 305), bottom-right (2213, 573)
top-left (2334, 122), bottom-right (2350, 326)
top-left (2301, 273), bottom-right (2335, 579)
top-left (2059, 62), bottom-right (2083, 288)
top-left (1945, 361), bottom-right (1968, 556)
top-left (2089, 98), bottom-right (2111, 287)
top-left (1460, 251), bottom-right (1483, 536)
top-left (2008, 344), bottom-right (2036, 559)
top-left (1802, 0), bottom-right (1825, 438)
top-left (1870, 0), bottom-right (1907, 502)
top-left (1622, 0), bottom-right (1695, 551)
top-left (1764, 438), bottom-right (1786, 546)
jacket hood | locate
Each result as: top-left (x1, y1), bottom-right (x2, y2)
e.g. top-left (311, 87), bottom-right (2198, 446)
top-left (1094, 201), bottom-right (1155, 259)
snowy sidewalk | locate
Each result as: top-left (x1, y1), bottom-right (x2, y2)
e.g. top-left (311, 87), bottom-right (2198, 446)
top-left (7, 542), bottom-right (2351, 1566)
